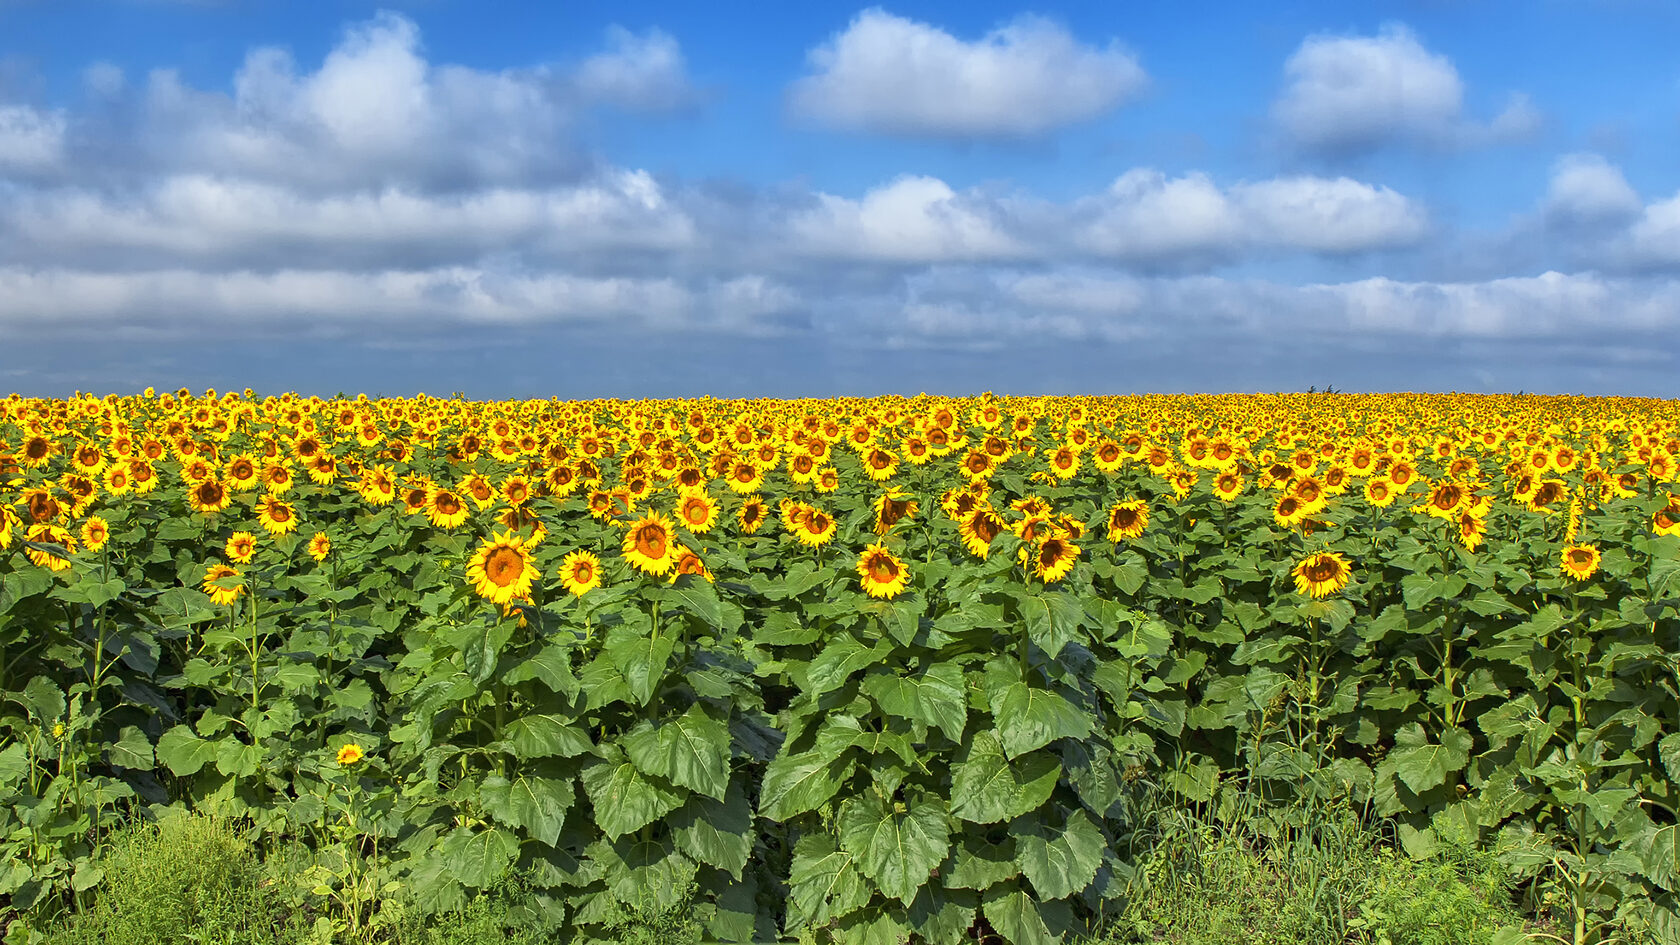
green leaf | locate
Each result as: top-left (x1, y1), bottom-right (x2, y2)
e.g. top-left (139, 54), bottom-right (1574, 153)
top-left (18, 676), bottom-right (65, 722)
top-left (838, 792), bottom-right (951, 904)
top-left (669, 786), bottom-right (753, 878)
top-left (1659, 733), bottom-right (1680, 783)
top-left (982, 885), bottom-right (1055, 945)
top-left (155, 725), bottom-right (217, 776)
top-left (479, 774), bottom-right (573, 847)
top-left (1020, 591), bottom-right (1084, 659)
top-left (787, 833), bottom-right (872, 927)
top-left (760, 748), bottom-right (846, 821)
top-left (580, 750), bottom-right (686, 841)
top-left (1631, 823), bottom-right (1680, 891)
top-left (989, 682), bottom-right (1094, 759)
top-left (437, 825), bottom-right (520, 888)
top-left (605, 631), bottom-right (676, 706)
top-left (501, 713), bottom-right (593, 760)
top-left (860, 662), bottom-right (968, 743)
top-left (108, 726), bottom-right (154, 770)
top-left (1389, 724), bottom-right (1472, 794)
top-left (950, 731), bottom-right (1060, 824)
top-left (501, 642), bottom-right (579, 697)
top-left (808, 632), bottom-right (892, 697)
top-left (945, 835), bottom-right (1019, 891)
top-left (1014, 809), bottom-right (1104, 900)
top-left (622, 703), bottom-right (731, 800)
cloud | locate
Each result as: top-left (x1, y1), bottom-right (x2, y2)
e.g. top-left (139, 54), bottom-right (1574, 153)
top-left (790, 175), bottom-right (1028, 262)
top-left (788, 8), bottom-right (1147, 138)
top-left (1272, 24), bottom-right (1538, 153)
top-left (1543, 153), bottom-right (1642, 223)
top-left (575, 26), bottom-right (696, 111)
top-left (1072, 169), bottom-right (1427, 262)
top-left (0, 104), bottom-right (66, 172)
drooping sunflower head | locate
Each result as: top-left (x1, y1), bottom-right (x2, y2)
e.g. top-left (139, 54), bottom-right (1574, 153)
top-left (1106, 500), bottom-right (1149, 542)
top-left (1559, 544), bottom-right (1601, 582)
top-left (1031, 537), bottom-right (1081, 583)
top-left (1291, 551), bottom-right (1352, 599)
top-left (872, 492), bottom-right (918, 535)
top-left (24, 523), bottom-right (76, 571)
top-left (738, 496), bottom-right (768, 534)
top-left (202, 562), bottom-right (245, 606)
top-left (559, 549), bottom-right (603, 597)
top-left (958, 507), bottom-right (1005, 558)
top-left (622, 512), bottom-right (678, 576)
top-left (467, 530), bottom-right (539, 604)
top-left (671, 544), bottom-right (714, 583)
top-left (856, 543), bottom-right (910, 599)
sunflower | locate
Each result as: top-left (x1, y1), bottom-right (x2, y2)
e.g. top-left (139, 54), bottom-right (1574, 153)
top-left (856, 543), bottom-right (911, 599)
top-left (1212, 472), bottom-right (1244, 502)
top-left (1559, 544), bottom-right (1601, 581)
top-left (961, 449), bottom-right (995, 481)
top-left (202, 562), bottom-right (245, 606)
top-left (622, 512), bottom-right (679, 576)
top-left (186, 478), bottom-right (231, 515)
top-left (738, 496), bottom-right (769, 534)
top-left (815, 468), bottom-right (840, 493)
top-left (1655, 495), bottom-right (1680, 537)
top-left (308, 531), bottom-right (331, 562)
top-left (558, 550), bottom-right (603, 597)
top-left (1092, 439), bottom-right (1125, 474)
top-left (862, 448), bottom-right (900, 482)
top-left (670, 544), bottom-right (714, 583)
top-left (254, 496), bottom-right (299, 537)
top-left (957, 507), bottom-right (1005, 558)
top-left (1456, 510), bottom-right (1488, 551)
top-left (461, 474), bottom-right (496, 509)
top-left (0, 507), bottom-right (20, 550)
top-left (80, 516), bottom-right (110, 552)
top-left (1045, 446), bottom-right (1080, 480)
top-left (467, 530), bottom-right (540, 604)
top-left (726, 461), bottom-right (765, 494)
top-left (224, 530), bottom-right (257, 564)
top-left (21, 435), bottom-right (53, 467)
top-left (1273, 494), bottom-right (1312, 529)
top-left (1363, 477), bottom-right (1399, 508)
top-left (426, 487), bottom-right (471, 529)
top-left (1421, 480), bottom-right (1467, 519)
top-left (336, 743), bottom-right (365, 767)
top-left (1106, 500), bottom-right (1149, 542)
top-left (1292, 551), bottom-right (1352, 599)
top-left (795, 508), bottom-right (838, 547)
top-left (224, 454), bottom-right (260, 491)
top-left (24, 523), bottom-right (76, 571)
top-left (1029, 537), bottom-right (1080, 583)
top-left (872, 491), bottom-right (918, 535)
top-left (356, 465), bottom-right (397, 505)
top-left (500, 475), bottom-right (532, 507)
top-left (262, 462), bottom-right (295, 495)
top-left (676, 491), bottom-right (718, 534)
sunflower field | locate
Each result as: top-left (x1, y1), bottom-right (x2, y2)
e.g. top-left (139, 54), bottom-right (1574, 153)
top-left (3, 389), bottom-right (1679, 944)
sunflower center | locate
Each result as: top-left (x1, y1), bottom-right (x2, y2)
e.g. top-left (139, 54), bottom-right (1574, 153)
top-left (1306, 560), bottom-right (1339, 582)
top-left (867, 555), bottom-right (899, 582)
top-left (634, 525), bottom-right (668, 558)
top-left (1567, 549), bottom-right (1594, 567)
top-left (484, 547), bottom-right (526, 586)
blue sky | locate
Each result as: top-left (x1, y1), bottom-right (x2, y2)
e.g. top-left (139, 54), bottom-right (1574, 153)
top-left (1, 1), bottom-right (1678, 397)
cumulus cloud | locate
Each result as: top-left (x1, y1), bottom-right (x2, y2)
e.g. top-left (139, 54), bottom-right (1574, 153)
top-left (1543, 153), bottom-right (1642, 224)
top-left (789, 175), bottom-right (1028, 262)
top-left (575, 26), bottom-right (696, 111)
top-left (788, 8), bottom-right (1147, 137)
top-left (1272, 24), bottom-right (1538, 153)
top-left (1071, 169), bottom-right (1427, 261)
top-left (0, 104), bottom-right (66, 172)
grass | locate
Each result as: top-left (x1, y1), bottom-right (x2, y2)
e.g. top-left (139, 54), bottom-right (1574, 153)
top-left (7, 802), bottom-right (1635, 945)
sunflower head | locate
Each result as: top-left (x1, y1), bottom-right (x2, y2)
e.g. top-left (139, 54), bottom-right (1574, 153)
top-left (1560, 544), bottom-right (1601, 582)
top-left (559, 550), bottom-right (603, 597)
top-left (622, 512), bottom-right (678, 576)
top-left (1291, 551), bottom-right (1352, 599)
top-left (856, 544), bottom-right (910, 599)
top-left (467, 530), bottom-right (539, 604)
top-left (308, 531), bottom-right (332, 562)
top-left (336, 743), bottom-right (365, 767)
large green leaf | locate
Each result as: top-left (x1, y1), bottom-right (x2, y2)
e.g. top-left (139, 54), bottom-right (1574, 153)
top-left (838, 792), bottom-right (951, 905)
top-left (501, 713), bottom-right (593, 760)
top-left (1014, 808), bottom-right (1104, 900)
top-left (808, 632), bottom-right (893, 697)
top-left (480, 774), bottom-right (573, 847)
top-left (982, 885), bottom-right (1055, 945)
top-left (787, 832), bottom-right (872, 927)
top-left (605, 631), bottom-right (676, 706)
top-left (1020, 591), bottom-right (1084, 659)
top-left (760, 748), bottom-right (847, 821)
top-left (944, 834), bottom-right (1019, 891)
top-left (155, 725), bottom-right (218, 776)
top-left (437, 825), bottom-right (520, 888)
top-left (580, 749), bottom-right (686, 840)
top-left (860, 662), bottom-right (968, 743)
top-left (669, 787), bottom-right (753, 878)
top-left (623, 703), bottom-right (731, 800)
top-left (500, 641), bottom-right (580, 697)
top-left (1389, 724), bottom-right (1472, 794)
top-left (950, 731), bottom-right (1060, 824)
top-left (988, 682), bottom-right (1093, 759)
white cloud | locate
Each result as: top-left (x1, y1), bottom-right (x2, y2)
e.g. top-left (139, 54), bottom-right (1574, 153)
top-left (1233, 176), bottom-right (1429, 252)
top-left (1272, 24), bottom-right (1537, 152)
top-left (1543, 153), bottom-right (1642, 223)
top-left (0, 104), bottom-right (66, 171)
top-left (1626, 192), bottom-right (1680, 265)
top-left (791, 175), bottom-right (1028, 262)
top-left (788, 8), bottom-right (1147, 137)
top-left (575, 26), bottom-right (695, 111)
top-left (1073, 169), bottom-right (1427, 260)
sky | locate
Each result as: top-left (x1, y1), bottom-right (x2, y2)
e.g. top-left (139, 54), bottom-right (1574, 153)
top-left (1, 0), bottom-right (1678, 399)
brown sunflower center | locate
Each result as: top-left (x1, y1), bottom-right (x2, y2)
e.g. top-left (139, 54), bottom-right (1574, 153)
top-left (634, 524), bottom-right (668, 559)
top-left (484, 547), bottom-right (526, 586)
top-left (867, 555), bottom-right (899, 582)
top-left (1305, 559), bottom-right (1340, 582)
